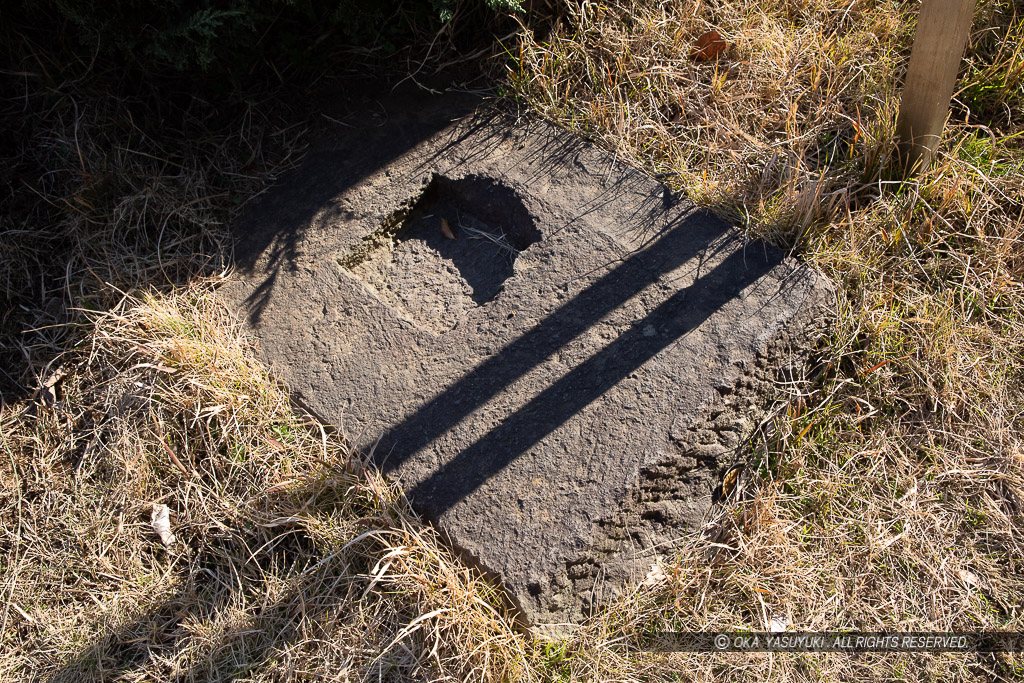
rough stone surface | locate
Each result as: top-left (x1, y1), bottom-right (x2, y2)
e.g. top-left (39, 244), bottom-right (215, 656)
top-left (220, 91), bottom-right (832, 627)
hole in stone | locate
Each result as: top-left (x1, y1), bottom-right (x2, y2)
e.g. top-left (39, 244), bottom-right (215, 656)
top-left (346, 174), bottom-right (540, 334)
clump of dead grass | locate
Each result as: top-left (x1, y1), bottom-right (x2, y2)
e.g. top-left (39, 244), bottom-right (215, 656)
top-left (507, 0), bottom-right (910, 241)
top-left (0, 288), bottom-right (530, 681)
top-left (0, 63), bottom-right (307, 401)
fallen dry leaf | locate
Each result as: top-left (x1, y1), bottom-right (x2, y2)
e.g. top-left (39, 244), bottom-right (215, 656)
top-left (35, 364), bottom-right (67, 407)
top-left (957, 568), bottom-right (982, 588)
top-left (641, 562), bottom-right (667, 588)
top-left (150, 503), bottom-right (177, 546)
top-left (440, 217), bottom-right (455, 240)
top-left (769, 614), bottom-right (789, 633)
top-left (40, 364), bottom-right (67, 389)
top-left (690, 30), bottom-right (728, 61)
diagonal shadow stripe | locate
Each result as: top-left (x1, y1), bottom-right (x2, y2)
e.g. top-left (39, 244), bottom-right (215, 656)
top-left (373, 209), bottom-right (783, 520)
top-left (373, 212), bottom-right (730, 475)
top-left (402, 243), bottom-right (781, 517)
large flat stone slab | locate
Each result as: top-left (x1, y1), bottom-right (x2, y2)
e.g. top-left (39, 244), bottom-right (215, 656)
top-left (221, 92), bottom-right (831, 626)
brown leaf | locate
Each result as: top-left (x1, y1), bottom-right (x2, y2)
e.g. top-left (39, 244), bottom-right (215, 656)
top-left (39, 385), bottom-right (57, 408)
top-left (440, 217), bottom-right (455, 240)
top-left (690, 30), bottom-right (728, 61)
top-left (957, 568), bottom-right (982, 588)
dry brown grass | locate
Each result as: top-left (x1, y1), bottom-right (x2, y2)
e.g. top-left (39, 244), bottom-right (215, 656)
top-left (1, 289), bottom-right (528, 681)
top-left (0, 60), bottom-right (531, 680)
top-left (2, 0), bottom-right (1023, 680)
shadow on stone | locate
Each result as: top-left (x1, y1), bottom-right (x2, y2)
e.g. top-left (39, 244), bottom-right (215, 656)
top-left (374, 212), bottom-right (778, 519)
top-left (345, 173), bottom-right (541, 333)
top-left (232, 88), bottom-right (484, 326)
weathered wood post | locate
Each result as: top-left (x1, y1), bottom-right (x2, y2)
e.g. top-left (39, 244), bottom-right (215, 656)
top-left (896, 0), bottom-right (978, 174)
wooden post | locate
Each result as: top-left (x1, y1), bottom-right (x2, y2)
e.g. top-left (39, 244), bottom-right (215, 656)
top-left (896, 0), bottom-right (977, 174)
